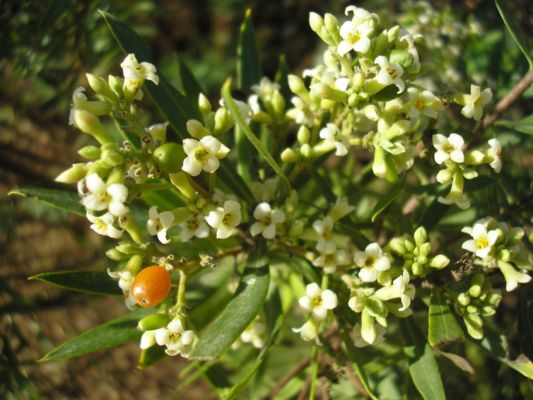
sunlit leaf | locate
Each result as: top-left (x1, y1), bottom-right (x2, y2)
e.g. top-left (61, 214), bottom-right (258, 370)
top-left (30, 270), bottom-right (122, 296)
top-left (9, 187), bottom-right (84, 217)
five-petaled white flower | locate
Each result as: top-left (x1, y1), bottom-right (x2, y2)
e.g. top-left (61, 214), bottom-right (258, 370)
top-left (155, 318), bottom-right (197, 357)
top-left (206, 200), bottom-right (242, 239)
top-left (462, 223), bottom-right (499, 259)
top-left (487, 138), bottom-right (502, 173)
top-left (239, 319), bottom-right (266, 349)
top-left (298, 283), bottom-right (338, 322)
top-left (182, 135), bottom-right (230, 176)
top-left (374, 270), bottom-right (416, 311)
top-left (120, 54), bottom-right (159, 86)
top-left (432, 133), bottom-right (465, 165)
top-left (313, 216), bottom-right (336, 253)
top-left (87, 212), bottom-right (123, 239)
top-left (180, 213), bottom-right (209, 242)
top-left (147, 206), bottom-right (174, 244)
top-left (81, 173), bottom-right (129, 217)
top-left (319, 123), bottom-right (350, 156)
top-left (337, 18), bottom-right (373, 56)
top-left (250, 202), bottom-right (286, 239)
top-left (354, 242), bottom-right (391, 282)
top-left (407, 88), bottom-right (444, 121)
top-left (375, 56), bottom-right (405, 93)
top-left (461, 85), bottom-right (492, 121)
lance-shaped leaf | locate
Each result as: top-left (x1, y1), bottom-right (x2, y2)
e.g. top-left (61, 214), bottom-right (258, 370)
top-left (428, 288), bottom-right (464, 346)
top-left (371, 177), bottom-right (405, 222)
top-left (9, 188), bottom-right (84, 217)
top-left (40, 308), bottom-right (153, 362)
top-left (99, 10), bottom-right (200, 140)
top-left (190, 257), bottom-right (270, 360)
top-left (400, 318), bottom-right (446, 400)
top-left (30, 270), bottom-right (122, 296)
top-left (221, 78), bottom-right (291, 197)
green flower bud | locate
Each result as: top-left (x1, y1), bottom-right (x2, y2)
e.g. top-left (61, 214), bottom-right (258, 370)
top-left (288, 220), bottom-right (305, 237)
top-left (466, 304), bottom-right (479, 314)
top-left (389, 49), bottom-right (413, 69)
top-left (404, 239), bottom-right (415, 252)
top-left (323, 13), bottom-right (340, 43)
top-left (462, 168), bottom-right (478, 180)
top-left (311, 83), bottom-right (348, 102)
top-left (372, 146), bottom-right (398, 183)
top-left (464, 314), bottom-right (483, 340)
top-left (146, 123), bottom-right (168, 144)
top-left (413, 227), bottom-right (427, 246)
top-left (389, 237), bottom-right (406, 255)
top-left (436, 168), bottom-right (453, 184)
top-left (457, 292), bottom-right (471, 306)
top-left (214, 108), bottom-right (234, 136)
top-left (138, 313), bottom-right (170, 331)
top-left (251, 111), bottom-right (274, 124)
top-left (352, 73), bottom-right (365, 91)
top-left (101, 143), bottom-right (124, 167)
top-left (86, 73), bottom-right (118, 103)
top-left (55, 163), bottom-right (87, 184)
top-left (498, 249), bottom-right (512, 262)
top-left (387, 25), bottom-right (400, 43)
top-left (309, 12), bottom-right (324, 33)
top-left (419, 243), bottom-right (431, 256)
top-left (281, 148), bottom-right (298, 163)
top-left (119, 216), bottom-right (144, 245)
top-left (481, 306), bottom-right (496, 316)
top-left (271, 90), bottom-right (286, 119)
top-left (471, 273), bottom-right (485, 287)
top-left (412, 262), bottom-right (425, 276)
top-left (116, 242), bottom-right (141, 254)
top-left (108, 75), bottom-right (124, 98)
top-left (198, 93), bottom-right (212, 115)
top-left (153, 143), bottom-right (185, 173)
top-left (186, 119), bottom-right (211, 139)
top-left (288, 75), bottom-right (307, 97)
top-left (72, 110), bottom-right (112, 145)
top-left (465, 149), bottom-right (485, 165)
top-left (365, 297), bottom-right (387, 318)
top-left (300, 143), bottom-right (313, 158)
top-left (169, 172), bottom-right (197, 200)
top-left (126, 254), bottom-right (143, 273)
top-left (106, 248), bottom-right (126, 261)
top-left (487, 292), bottom-right (502, 307)
top-left (468, 284), bottom-right (482, 298)
top-left (78, 145), bottom-right (101, 159)
top-left (297, 126), bottom-right (310, 144)
top-left (416, 255), bottom-right (428, 265)
top-left (429, 254), bottom-right (450, 269)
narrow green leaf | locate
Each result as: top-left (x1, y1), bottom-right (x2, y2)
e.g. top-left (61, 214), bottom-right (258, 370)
top-left (175, 56), bottom-right (203, 101)
top-left (39, 308), bottom-right (153, 362)
top-left (477, 323), bottom-right (533, 379)
top-left (190, 258), bottom-right (270, 360)
top-left (400, 319), bottom-right (446, 400)
top-left (339, 325), bottom-right (378, 400)
top-left (9, 188), bottom-right (84, 217)
top-left (494, 0), bottom-right (533, 69)
top-left (497, 114), bottom-right (533, 134)
top-left (274, 54), bottom-right (291, 101)
top-left (29, 270), bottom-right (121, 296)
top-left (517, 285), bottom-right (533, 359)
top-left (99, 10), bottom-right (200, 140)
top-left (221, 78), bottom-right (291, 197)
top-left (141, 188), bottom-right (186, 210)
top-left (237, 8), bottom-right (262, 90)
top-left (218, 160), bottom-right (254, 204)
top-left (428, 288), bottom-right (464, 346)
top-left (371, 177), bottom-right (405, 222)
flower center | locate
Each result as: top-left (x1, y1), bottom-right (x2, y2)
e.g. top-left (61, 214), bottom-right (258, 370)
top-left (414, 99), bottom-right (423, 109)
top-left (387, 67), bottom-right (397, 79)
top-left (194, 148), bottom-right (210, 163)
top-left (311, 296), bottom-right (323, 308)
top-left (365, 256), bottom-right (375, 267)
top-left (222, 212), bottom-right (233, 226)
top-left (348, 31), bottom-right (361, 44)
top-left (475, 236), bottom-right (489, 249)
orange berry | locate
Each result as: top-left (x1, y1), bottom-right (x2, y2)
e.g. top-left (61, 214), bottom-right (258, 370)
top-left (131, 265), bottom-right (171, 308)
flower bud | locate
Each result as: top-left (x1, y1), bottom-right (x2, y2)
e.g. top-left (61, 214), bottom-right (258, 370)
top-left (436, 168), bottom-right (453, 184)
top-left (429, 254), bottom-right (450, 269)
top-left (387, 25), bottom-right (400, 43)
top-left (86, 73), bottom-right (118, 103)
top-left (481, 306), bottom-right (496, 316)
top-left (72, 110), bottom-right (112, 145)
top-left (363, 105), bottom-right (380, 121)
top-left (413, 227), bottom-right (427, 246)
top-left (418, 243), bottom-right (431, 256)
top-left (412, 262), bottom-right (425, 276)
top-left (153, 143), bottom-right (186, 173)
top-left (271, 90), bottom-right (286, 119)
top-left (300, 143), bottom-right (313, 158)
top-left (297, 126), bottom-right (310, 144)
top-left (403, 239), bottom-right (415, 252)
top-left (372, 146), bottom-right (398, 183)
top-left (116, 242), bottom-right (141, 254)
top-left (309, 12), bottom-right (324, 33)
top-left (169, 172), bottom-right (197, 200)
top-left (55, 163), bottom-right (87, 184)
top-left (389, 49), bottom-right (412, 69)
top-left (101, 143), bottom-right (124, 167)
top-left (213, 108), bottom-right (234, 136)
top-left (465, 150), bottom-right (485, 165)
top-left (487, 292), bottom-right (502, 307)
top-left (388, 238), bottom-right (406, 255)
top-left (288, 75), bottom-right (307, 97)
top-left (466, 305), bottom-right (479, 314)
top-left (311, 83), bottom-right (348, 102)
top-left (119, 216), bottom-right (144, 244)
top-left (186, 119), bottom-right (210, 139)
top-left (78, 145), bottom-right (101, 159)
top-left (106, 248), bottom-right (126, 261)
top-left (323, 13), bottom-right (340, 43)
top-left (108, 75), bottom-right (124, 98)
top-left (146, 123), bottom-right (168, 144)
top-left (126, 254), bottom-right (143, 273)
top-left (281, 148), bottom-right (298, 163)
top-left (468, 284), bottom-right (482, 298)
top-left (138, 313), bottom-right (170, 331)
top-left (464, 314), bottom-right (483, 340)
top-left (457, 293), bottom-right (470, 306)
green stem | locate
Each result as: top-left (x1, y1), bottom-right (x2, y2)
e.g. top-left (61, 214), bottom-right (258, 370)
top-left (309, 346), bottom-right (319, 400)
top-left (176, 270), bottom-right (187, 314)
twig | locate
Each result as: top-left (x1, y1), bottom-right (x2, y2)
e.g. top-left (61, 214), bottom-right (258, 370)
top-left (263, 357), bottom-right (311, 400)
top-left (474, 70), bottom-right (533, 137)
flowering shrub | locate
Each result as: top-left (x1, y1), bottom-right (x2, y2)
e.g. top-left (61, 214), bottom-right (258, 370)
top-left (12, 2), bottom-right (533, 398)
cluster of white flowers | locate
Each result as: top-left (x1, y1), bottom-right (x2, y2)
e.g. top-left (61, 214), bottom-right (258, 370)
top-left (141, 317), bottom-right (198, 357)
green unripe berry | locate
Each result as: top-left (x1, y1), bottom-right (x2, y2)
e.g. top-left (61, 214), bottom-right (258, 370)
top-left (153, 143), bottom-right (185, 173)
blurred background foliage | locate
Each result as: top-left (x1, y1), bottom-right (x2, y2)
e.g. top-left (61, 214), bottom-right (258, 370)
top-left (0, 0), bottom-right (531, 398)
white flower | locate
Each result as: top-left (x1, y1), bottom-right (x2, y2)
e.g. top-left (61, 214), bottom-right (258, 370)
top-left (140, 330), bottom-right (157, 350)
top-left (240, 319), bottom-right (266, 349)
top-left (375, 56), bottom-right (405, 93)
top-left (487, 138), bottom-right (502, 173)
top-left (319, 123), bottom-right (350, 156)
top-left (180, 213), bottom-right (209, 242)
top-left (147, 206), bottom-right (174, 244)
top-left (353, 322), bottom-right (386, 347)
top-left (407, 88), bottom-right (444, 121)
top-left (155, 318), bottom-right (197, 357)
top-left (69, 87), bottom-right (87, 126)
top-left (461, 85), bottom-right (492, 121)
top-left (107, 269), bottom-right (134, 293)
top-left (287, 97), bottom-right (314, 126)
top-left (438, 192), bottom-right (471, 210)
top-left (252, 77), bottom-right (280, 99)
top-left (313, 249), bottom-right (350, 274)
top-left (293, 319), bottom-right (320, 344)
top-left (298, 283), bottom-right (338, 322)
top-left (374, 270), bottom-right (416, 311)
top-left (120, 53), bottom-right (159, 85)
top-left (312, 216), bottom-right (336, 253)
top-left (250, 202), bottom-right (285, 239)
top-left (462, 223), bottom-right (499, 259)
top-left (497, 261), bottom-right (531, 292)
top-left (354, 243), bottom-right (391, 282)
top-left (182, 135), bottom-right (230, 176)
top-left (337, 19), bottom-right (373, 56)
top-left (81, 173), bottom-right (129, 217)
top-left (87, 212), bottom-right (123, 239)
top-left (432, 133), bottom-right (465, 164)
top-left (328, 196), bottom-right (355, 221)
top-left (348, 286), bottom-right (374, 313)
top-left (206, 200), bottom-right (241, 239)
